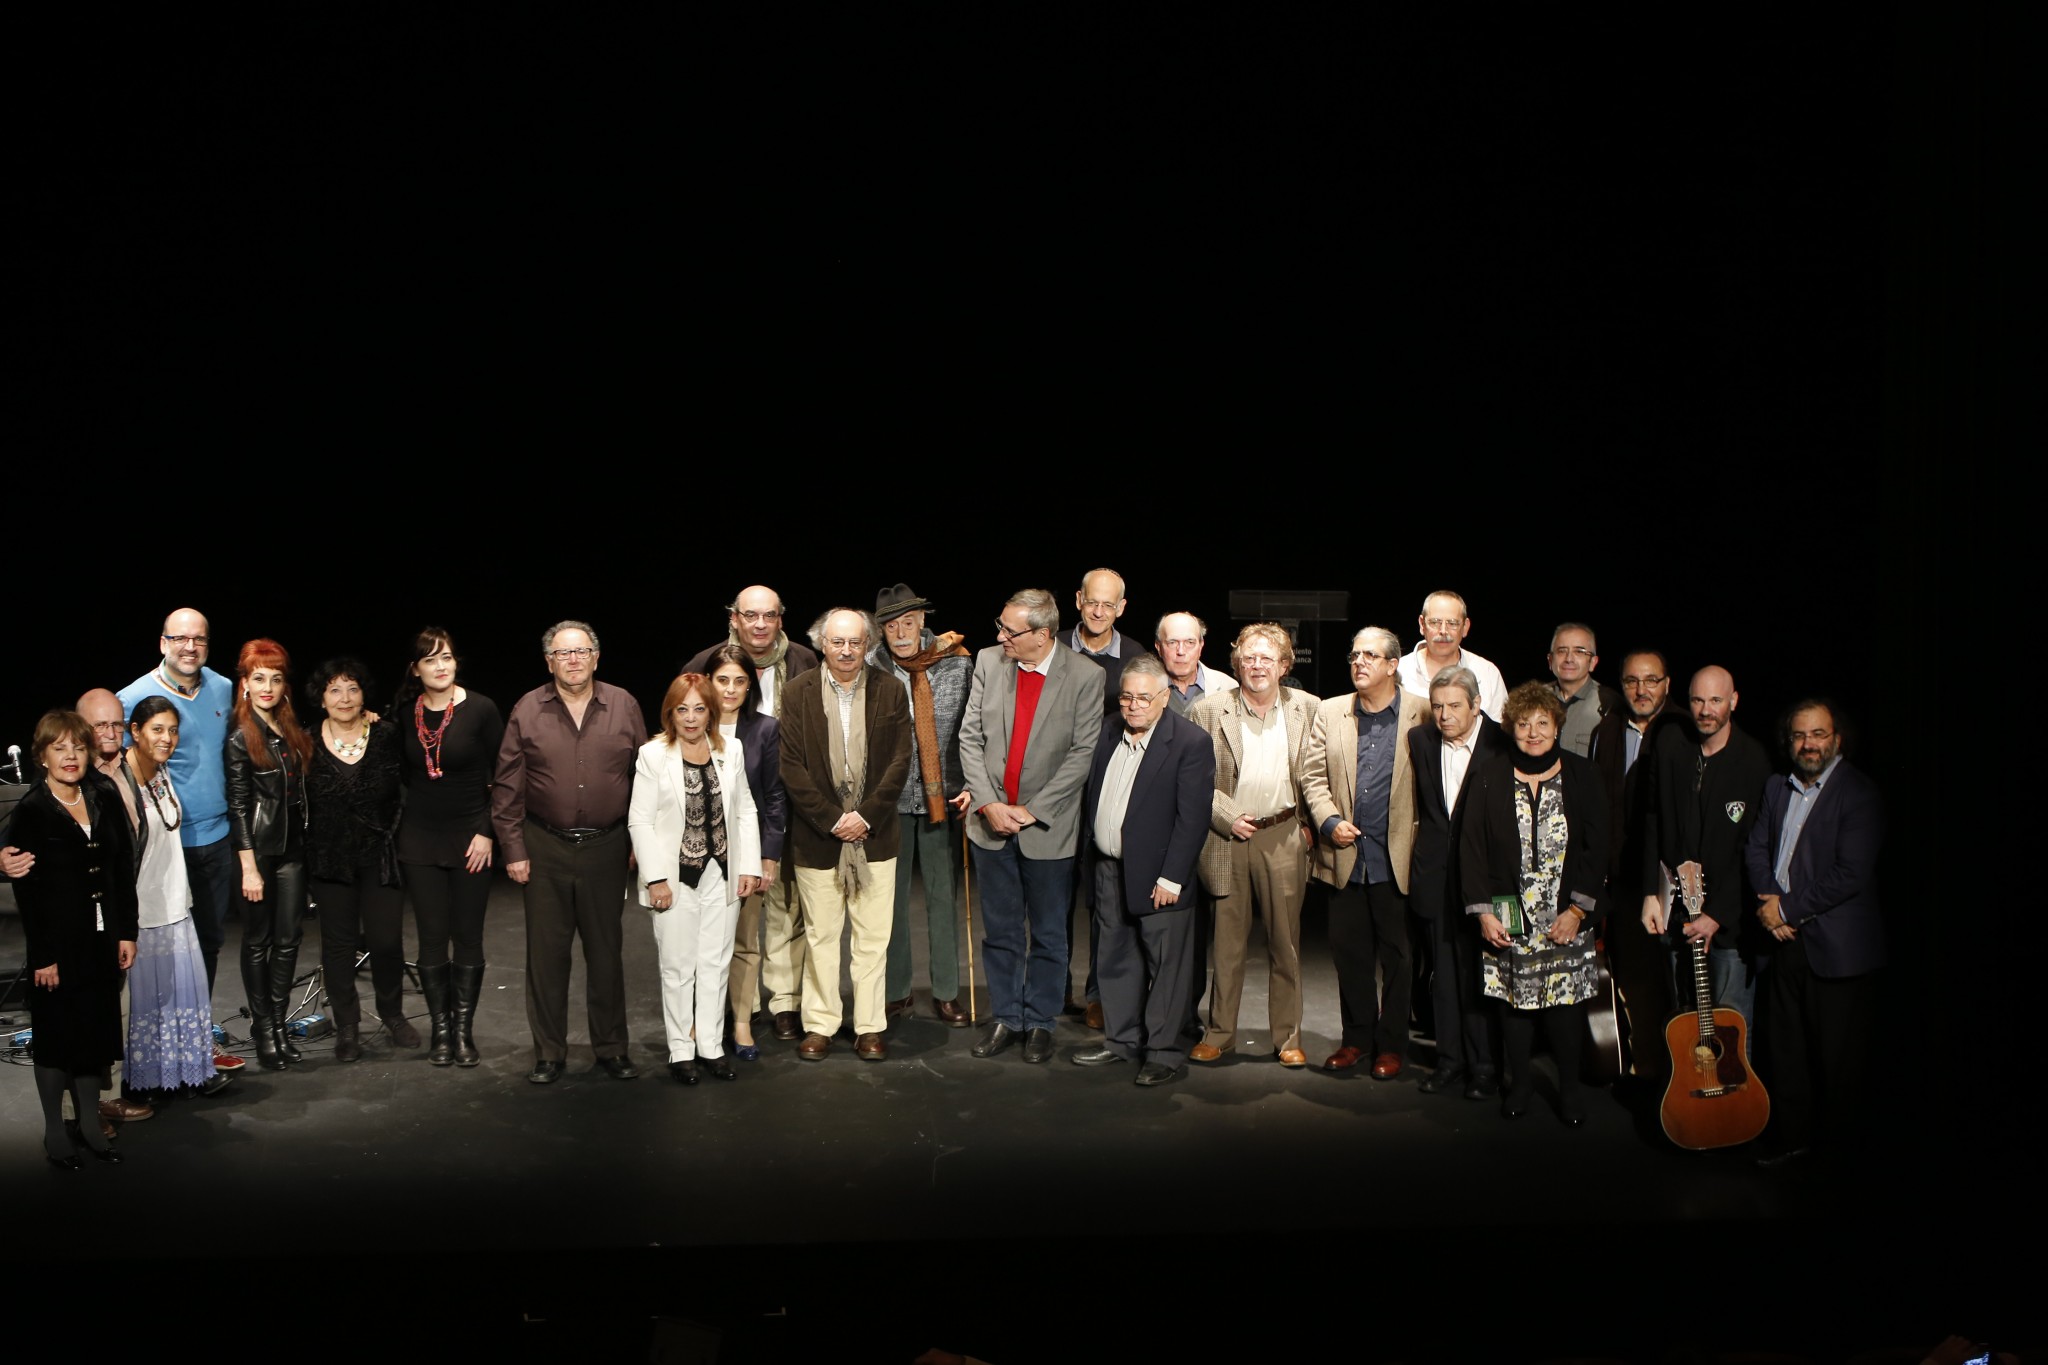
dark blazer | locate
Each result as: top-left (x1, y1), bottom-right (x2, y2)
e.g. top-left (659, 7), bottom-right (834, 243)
top-left (1081, 709), bottom-right (1215, 915)
top-left (1743, 760), bottom-right (1884, 978)
top-left (9, 772), bottom-right (138, 1071)
top-left (733, 710), bottom-right (788, 863)
top-left (1591, 706), bottom-right (1688, 897)
top-left (778, 665), bottom-right (912, 870)
top-left (1459, 748), bottom-right (1610, 924)
top-left (1407, 715), bottom-right (1512, 920)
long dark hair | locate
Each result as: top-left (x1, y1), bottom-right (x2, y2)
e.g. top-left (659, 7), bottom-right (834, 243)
top-left (707, 642), bottom-right (762, 720)
top-left (390, 625), bottom-right (458, 714)
top-left (232, 638), bottom-right (314, 771)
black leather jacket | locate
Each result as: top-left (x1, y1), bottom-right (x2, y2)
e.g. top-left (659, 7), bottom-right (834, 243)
top-left (225, 722), bottom-right (308, 856)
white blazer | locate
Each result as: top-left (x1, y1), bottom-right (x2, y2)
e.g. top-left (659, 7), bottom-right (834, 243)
top-left (627, 735), bottom-right (762, 908)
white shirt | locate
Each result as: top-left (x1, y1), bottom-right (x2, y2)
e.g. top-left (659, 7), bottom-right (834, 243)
top-left (1399, 644), bottom-right (1508, 722)
top-left (1439, 726), bottom-right (1479, 813)
top-left (1091, 727), bottom-right (1183, 895)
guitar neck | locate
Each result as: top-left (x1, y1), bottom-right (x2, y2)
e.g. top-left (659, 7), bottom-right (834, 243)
top-left (1691, 934), bottom-right (1716, 1040)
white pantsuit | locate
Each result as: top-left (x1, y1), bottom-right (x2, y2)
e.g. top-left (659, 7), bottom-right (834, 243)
top-left (629, 737), bottom-right (762, 1062)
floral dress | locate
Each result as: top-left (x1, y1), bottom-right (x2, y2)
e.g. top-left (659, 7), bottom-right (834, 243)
top-left (1479, 769), bottom-right (1599, 1010)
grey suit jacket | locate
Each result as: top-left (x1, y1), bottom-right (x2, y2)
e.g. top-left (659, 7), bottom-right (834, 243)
top-left (957, 643), bottom-right (1104, 859)
top-left (1186, 686), bottom-right (1321, 897)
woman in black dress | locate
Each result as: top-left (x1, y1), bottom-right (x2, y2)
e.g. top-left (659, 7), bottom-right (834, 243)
top-left (303, 656), bottom-right (408, 1063)
top-left (224, 638), bottom-right (316, 1071)
top-left (391, 627), bottom-right (504, 1066)
top-left (11, 710), bottom-right (136, 1167)
top-left (708, 644), bottom-right (785, 1061)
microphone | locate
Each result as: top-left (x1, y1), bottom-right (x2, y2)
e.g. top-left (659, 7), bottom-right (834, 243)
top-left (5, 744), bottom-right (20, 782)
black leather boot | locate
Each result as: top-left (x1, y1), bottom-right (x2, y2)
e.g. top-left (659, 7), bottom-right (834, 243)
top-left (450, 963), bottom-right (485, 1067)
top-left (421, 963), bottom-right (455, 1067)
top-left (250, 1014), bottom-right (285, 1071)
top-left (334, 1021), bottom-right (362, 1063)
top-left (270, 943), bottom-right (303, 1063)
top-left (242, 941), bottom-right (278, 1068)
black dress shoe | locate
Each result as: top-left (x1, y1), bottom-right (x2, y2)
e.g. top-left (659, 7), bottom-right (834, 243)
top-left (971, 1022), bottom-right (1017, 1058)
top-left (1417, 1065), bottom-right (1465, 1095)
top-left (597, 1054), bottom-right (639, 1080)
top-left (1021, 1028), bottom-right (1054, 1064)
top-left (1500, 1098), bottom-right (1528, 1120)
top-left (1134, 1062), bottom-right (1187, 1087)
top-left (1464, 1072), bottom-right (1500, 1101)
top-left (669, 1060), bottom-right (700, 1085)
top-left (87, 1144), bottom-right (125, 1164)
top-left (1560, 1102), bottom-right (1586, 1128)
top-left (1070, 1044), bottom-right (1127, 1067)
top-left (45, 1140), bottom-right (81, 1170)
top-left (527, 1059), bottom-right (565, 1085)
top-left (705, 1055), bottom-right (737, 1081)
top-left (198, 1072), bottom-right (235, 1096)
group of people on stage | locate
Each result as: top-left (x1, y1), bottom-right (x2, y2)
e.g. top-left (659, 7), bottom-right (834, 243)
top-left (7, 580), bottom-right (1882, 1171)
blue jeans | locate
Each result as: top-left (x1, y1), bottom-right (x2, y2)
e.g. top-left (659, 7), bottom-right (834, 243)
top-left (970, 842), bottom-right (1072, 1031)
top-left (183, 836), bottom-right (238, 998)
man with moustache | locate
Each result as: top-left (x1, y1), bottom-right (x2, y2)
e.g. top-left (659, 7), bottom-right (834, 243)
top-left (493, 620), bottom-right (649, 1084)
top-left (1187, 623), bottom-right (1320, 1068)
top-left (780, 609), bottom-right (913, 1061)
top-left (958, 589), bottom-right (1103, 1064)
top-left (1071, 656), bottom-right (1215, 1086)
top-left (1547, 623), bottom-right (1623, 759)
top-left (1397, 590), bottom-right (1508, 721)
top-left (1640, 665), bottom-right (1773, 1043)
top-left (684, 585), bottom-right (820, 1044)
top-left (1405, 665), bottom-right (1512, 1098)
top-left (867, 584), bottom-right (974, 1027)
top-left (1302, 626), bottom-right (1430, 1078)
top-left (1591, 649), bottom-right (1686, 1082)
top-left (1155, 611), bottom-right (1237, 716)
top-left (1744, 700), bottom-right (1884, 1167)
top-left (117, 608), bottom-right (244, 1073)
top-left (2, 689), bottom-right (162, 1123)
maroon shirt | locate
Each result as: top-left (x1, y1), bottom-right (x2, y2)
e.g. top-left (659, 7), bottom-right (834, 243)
top-left (490, 680), bottom-right (649, 864)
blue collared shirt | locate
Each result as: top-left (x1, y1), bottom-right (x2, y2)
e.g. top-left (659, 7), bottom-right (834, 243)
top-left (1772, 754), bottom-right (1843, 893)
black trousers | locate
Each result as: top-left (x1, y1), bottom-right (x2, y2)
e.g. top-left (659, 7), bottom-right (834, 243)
top-left (317, 863), bottom-right (407, 1027)
top-left (406, 861), bottom-right (492, 969)
top-left (1764, 934), bottom-right (1877, 1152)
top-left (1423, 904), bottom-right (1498, 1077)
top-left (521, 822), bottom-right (631, 1062)
top-left (1327, 879), bottom-right (1411, 1055)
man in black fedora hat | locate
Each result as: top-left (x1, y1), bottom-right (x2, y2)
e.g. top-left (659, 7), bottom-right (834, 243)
top-left (868, 583), bottom-right (975, 1026)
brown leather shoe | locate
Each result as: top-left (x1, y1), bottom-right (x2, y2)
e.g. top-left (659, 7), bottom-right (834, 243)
top-left (1189, 1042), bottom-right (1226, 1063)
top-left (855, 1032), bottom-right (887, 1061)
top-left (1083, 1000), bottom-right (1105, 1031)
top-left (885, 996), bottom-right (913, 1019)
top-left (1371, 1052), bottom-right (1403, 1079)
top-left (798, 1032), bottom-right (831, 1060)
top-left (933, 997), bottom-right (970, 1028)
top-left (772, 1012), bottom-right (803, 1042)
top-left (1322, 1045), bottom-right (1365, 1072)
top-left (99, 1096), bottom-right (155, 1123)
top-left (1276, 1048), bottom-right (1308, 1069)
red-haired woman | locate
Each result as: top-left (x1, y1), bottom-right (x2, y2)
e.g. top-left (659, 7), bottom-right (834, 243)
top-left (628, 673), bottom-right (762, 1084)
top-left (224, 639), bottom-right (314, 1071)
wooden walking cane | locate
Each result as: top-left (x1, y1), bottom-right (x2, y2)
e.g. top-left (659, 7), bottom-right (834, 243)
top-left (960, 821), bottom-right (978, 1025)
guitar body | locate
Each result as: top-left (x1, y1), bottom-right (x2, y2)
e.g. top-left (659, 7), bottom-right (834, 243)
top-left (1581, 937), bottom-right (1624, 1085)
top-left (1658, 1008), bottom-right (1770, 1150)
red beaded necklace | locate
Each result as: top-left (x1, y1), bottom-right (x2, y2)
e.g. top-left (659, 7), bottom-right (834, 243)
top-left (414, 692), bottom-right (458, 779)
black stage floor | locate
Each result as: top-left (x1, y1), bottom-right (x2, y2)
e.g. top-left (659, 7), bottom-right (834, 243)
top-left (1, 880), bottom-right (2015, 1364)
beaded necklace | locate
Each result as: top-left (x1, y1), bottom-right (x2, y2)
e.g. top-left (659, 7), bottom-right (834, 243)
top-left (415, 693), bottom-right (458, 780)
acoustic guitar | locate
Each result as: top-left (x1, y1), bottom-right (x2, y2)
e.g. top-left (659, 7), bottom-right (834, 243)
top-left (1658, 863), bottom-right (1769, 1150)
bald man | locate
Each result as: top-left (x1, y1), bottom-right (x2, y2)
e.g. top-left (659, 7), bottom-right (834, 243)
top-left (683, 585), bottom-right (821, 1044)
top-left (117, 609), bottom-right (242, 1073)
top-left (1640, 665), bottom-right (1774, 1048)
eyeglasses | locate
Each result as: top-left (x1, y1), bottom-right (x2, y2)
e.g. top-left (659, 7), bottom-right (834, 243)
top-left (1159, 638), bottom-right (1200, 650)
top-left (824, 637), bottom-right (865, 650)
top-left (1238, 654), bottom-right (1279, 668)
top-left (163, 634), bottom-right (208, 647)
top-left (548, 647), bottom-right (595, 661)
top-left (1621, 674), bottom-right (1666, 689)
top-left (731, 609), bottom-right (781, 624)
top-left (1119, 692), bottom-right (1164, 708)
top-left (1080, 599), bottom-right (1122, 611)
top-left (1347, 650), bottom-right (1388, 663)
top-left (89, 721), bottom-right (125, 732)
top-left (1422, 617), bottom-right (1464, 632)
top-left (994, 619), bottom-right (1043, 641)
top-left (1551, 645), bottom-right (1595, 659)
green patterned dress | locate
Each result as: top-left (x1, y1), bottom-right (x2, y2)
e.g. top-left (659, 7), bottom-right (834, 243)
top-left (1479, 770), bottom-right (1599, 1009)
